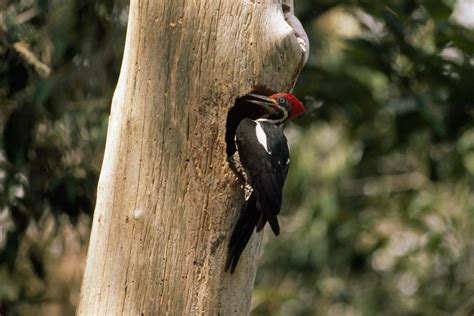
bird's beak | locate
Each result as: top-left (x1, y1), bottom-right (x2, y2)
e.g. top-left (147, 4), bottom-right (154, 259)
top-left (245, 94), bottom-right (279, 114)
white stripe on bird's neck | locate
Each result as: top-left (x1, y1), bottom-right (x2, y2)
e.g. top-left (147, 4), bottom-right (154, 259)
top-left (255, 121), bottom-right (271, 154)
top-left (256, 108), bottom-right (288, 125)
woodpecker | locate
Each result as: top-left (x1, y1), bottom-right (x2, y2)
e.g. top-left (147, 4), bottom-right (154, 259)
top-left (225, 93), bottom-right (305, 273)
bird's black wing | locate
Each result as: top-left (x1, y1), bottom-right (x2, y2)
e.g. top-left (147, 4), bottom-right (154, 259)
top-left (235, 119), bottom-right (290, 236)
top-left (225, 119), bottom-right (290, 273)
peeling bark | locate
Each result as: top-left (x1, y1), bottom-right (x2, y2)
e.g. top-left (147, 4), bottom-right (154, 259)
top-left (78, 0), bottom-right (307, 314)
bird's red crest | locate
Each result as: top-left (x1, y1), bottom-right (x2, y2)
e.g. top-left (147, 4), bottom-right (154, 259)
top-left (271, 93), bottom-right (305, 120)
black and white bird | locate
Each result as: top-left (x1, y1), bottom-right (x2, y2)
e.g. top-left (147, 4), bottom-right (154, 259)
top-left (225, 93), bottom-right (305, 273)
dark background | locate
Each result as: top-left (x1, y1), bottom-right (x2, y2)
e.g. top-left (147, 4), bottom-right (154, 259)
top-left (1, 1), bottom-right (473, 315)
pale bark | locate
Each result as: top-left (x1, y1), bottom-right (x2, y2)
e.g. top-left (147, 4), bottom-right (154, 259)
top-left (77, 0), bottom-right (307, 315)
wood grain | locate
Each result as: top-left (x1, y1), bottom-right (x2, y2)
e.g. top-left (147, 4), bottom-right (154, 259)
top-left (77, 0), bottom-right (307, 314)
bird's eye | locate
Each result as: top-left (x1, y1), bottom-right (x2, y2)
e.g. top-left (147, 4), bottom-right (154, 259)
top-left (278, 97), bottom-right (286, 105)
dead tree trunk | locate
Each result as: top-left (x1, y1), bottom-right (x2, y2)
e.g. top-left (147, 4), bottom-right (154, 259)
top-left (77, 0), bottom-right (308, 314)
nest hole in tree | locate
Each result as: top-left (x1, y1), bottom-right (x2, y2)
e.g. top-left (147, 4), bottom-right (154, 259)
top-left (225, 86), bottom-right (275, 157)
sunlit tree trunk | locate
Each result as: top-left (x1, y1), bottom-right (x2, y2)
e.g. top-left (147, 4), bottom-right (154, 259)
top-left (77, 0), bottom-right (307, 314)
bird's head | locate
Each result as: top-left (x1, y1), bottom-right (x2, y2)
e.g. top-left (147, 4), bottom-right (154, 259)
top-left (246, 93), bottom-right (305, 123)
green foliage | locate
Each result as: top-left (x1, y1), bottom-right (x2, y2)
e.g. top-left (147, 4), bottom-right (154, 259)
top-left (0, 0), bottom-right (126, 313)
top-left (254, 1), bottom-right (474, 315)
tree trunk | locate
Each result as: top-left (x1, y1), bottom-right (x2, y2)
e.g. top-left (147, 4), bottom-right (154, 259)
top-left (77, 0), bottom-right (307, 314)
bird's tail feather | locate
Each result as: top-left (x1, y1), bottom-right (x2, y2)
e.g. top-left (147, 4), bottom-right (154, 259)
top-left (256, 216), bottom-right (266, 232)
top-left (225, 192), bottom-right (259, 273)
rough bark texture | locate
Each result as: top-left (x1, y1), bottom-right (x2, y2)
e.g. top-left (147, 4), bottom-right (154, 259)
top-left (78, 0), bottom-right (307, 315)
